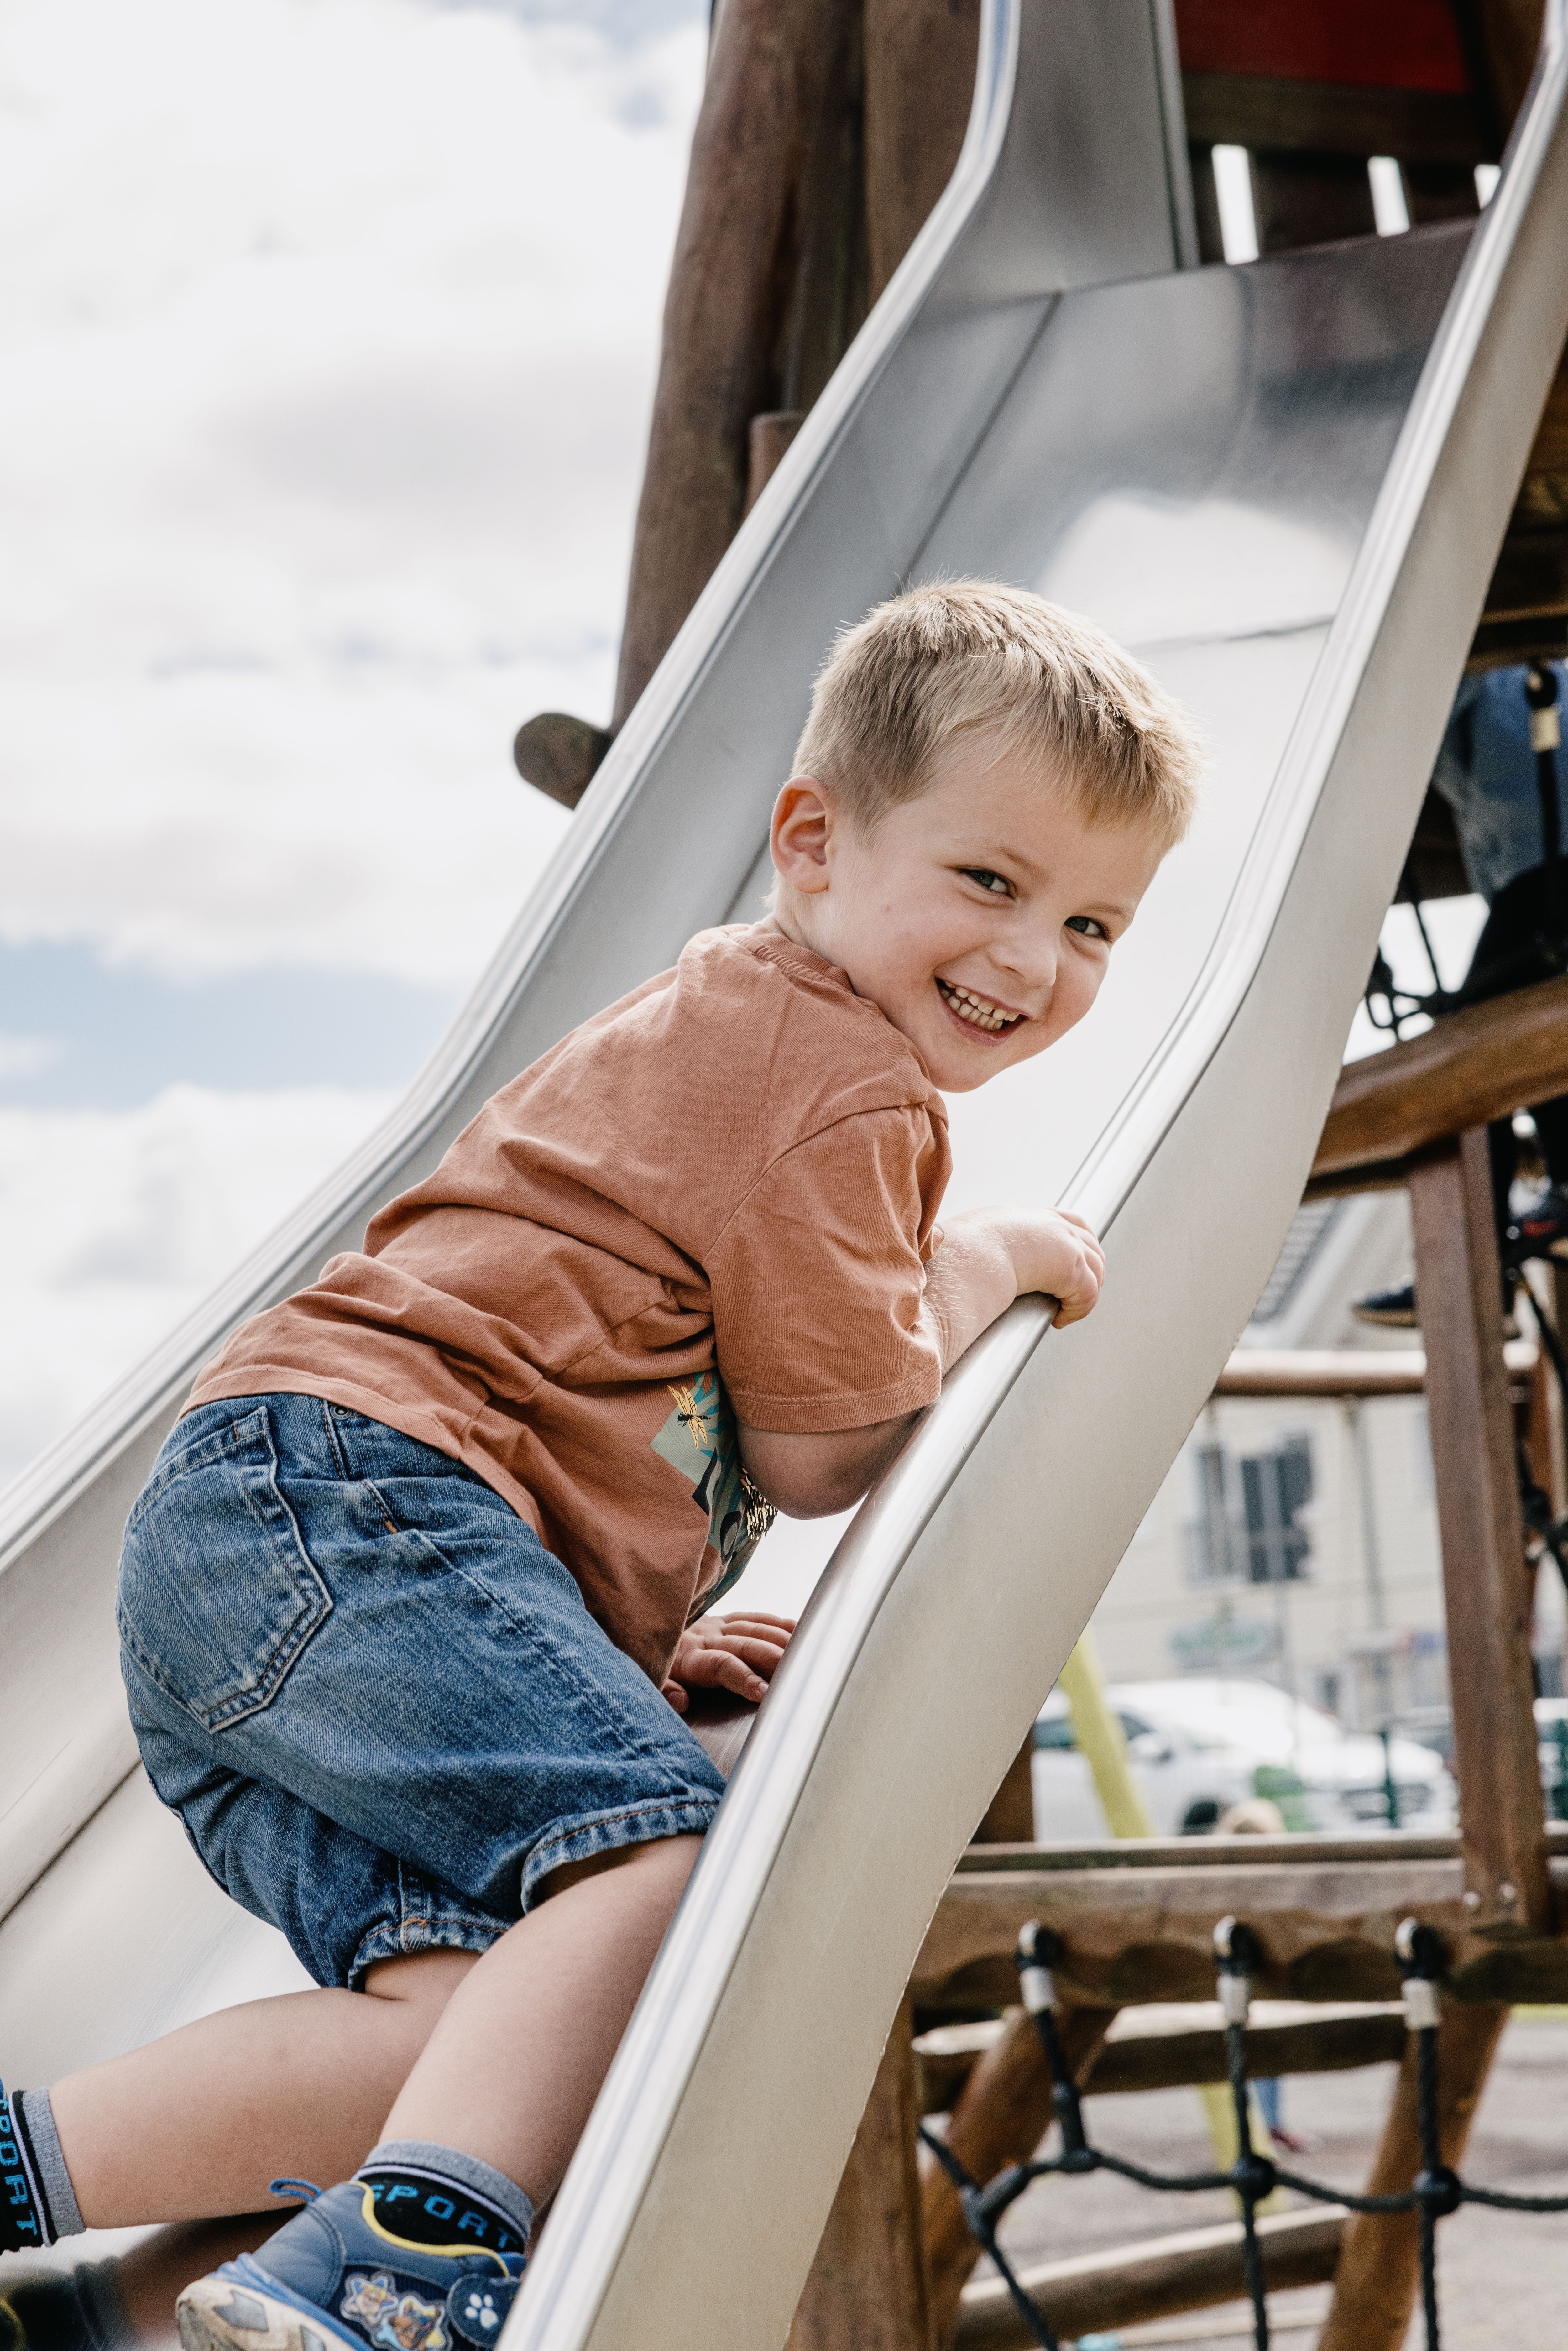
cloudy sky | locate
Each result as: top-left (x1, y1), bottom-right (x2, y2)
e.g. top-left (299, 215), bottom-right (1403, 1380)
top-left (0, 16), bottom-right (1491, 1500)
top-left (1, 0), bottom-right (707, 1486)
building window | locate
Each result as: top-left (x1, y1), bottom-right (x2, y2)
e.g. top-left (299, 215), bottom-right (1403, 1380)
top-left (1185, 1435), bottom-right (1314, 1585)
top-left (1241, 1438), bottom-right (1313, 1585)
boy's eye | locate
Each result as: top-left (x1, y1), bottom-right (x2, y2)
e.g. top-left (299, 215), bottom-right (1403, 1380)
top-left (960, 867), bottom-right (1012, 896)
top-left (1065, 914), bottom-right (1109, 940)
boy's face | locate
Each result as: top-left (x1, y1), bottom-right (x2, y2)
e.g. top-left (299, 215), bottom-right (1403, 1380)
top-left (769, 737), bottom-right (1167, 1093)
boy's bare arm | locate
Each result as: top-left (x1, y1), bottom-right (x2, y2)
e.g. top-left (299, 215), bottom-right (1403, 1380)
top-left (738, 1205), bottom-right (1104, 1518)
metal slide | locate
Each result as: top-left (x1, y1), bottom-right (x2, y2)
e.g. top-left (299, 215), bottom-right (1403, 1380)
top-left (3, 0), bottom-right (1568, 2343)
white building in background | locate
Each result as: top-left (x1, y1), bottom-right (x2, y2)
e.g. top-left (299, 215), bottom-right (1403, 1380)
top-left (1085, 1189), bottom-right (1568, 1724)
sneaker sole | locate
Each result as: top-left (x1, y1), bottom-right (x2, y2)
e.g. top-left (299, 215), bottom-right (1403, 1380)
top-left (176, 2275), bottom-right (347, 2351)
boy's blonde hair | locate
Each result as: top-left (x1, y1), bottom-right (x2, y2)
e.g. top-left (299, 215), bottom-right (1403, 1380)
top-left (792, 578), bottom-right (1201, 846)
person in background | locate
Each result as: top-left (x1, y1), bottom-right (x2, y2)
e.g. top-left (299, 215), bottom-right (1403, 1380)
top-left (1357, 660), bottom-right (1568, 1328)
top-left (1217, 1798), bottom-right (1312, 2155)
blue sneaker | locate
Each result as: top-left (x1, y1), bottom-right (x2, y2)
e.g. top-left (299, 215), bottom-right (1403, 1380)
top-left (175, 2181), bottom-right (523, 2351)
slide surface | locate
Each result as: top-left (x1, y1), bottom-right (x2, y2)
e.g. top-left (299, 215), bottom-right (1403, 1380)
top-left (3, 3), bottom-right (1568, 2346)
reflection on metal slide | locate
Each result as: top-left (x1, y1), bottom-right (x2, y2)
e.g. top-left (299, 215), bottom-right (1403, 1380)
top-left (3, 0), bottom-right (1568, 2343)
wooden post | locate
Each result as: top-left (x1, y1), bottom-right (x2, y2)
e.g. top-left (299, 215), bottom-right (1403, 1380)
top-left (1322, 1126), bottom-right (1549, 2345)
top-left (789, 1994), bottom-right (935, 2351)
top-left (973, 1734), bottom-right (1034, 1845)
top-left (609, 0), bottom-right (863, 734)
top-left (1408, 1129), bottom-right (1551, 1929)
top-left (862, 0), bottom-right (980, 305)
top-left (1316, 1998), bottom-right (1508, 2351)
top-left (921, 2005), bottom-right (1115, 2348)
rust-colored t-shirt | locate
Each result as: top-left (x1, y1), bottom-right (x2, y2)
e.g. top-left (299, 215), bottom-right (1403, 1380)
top-left (188, 924), bottom-right (951, 1682)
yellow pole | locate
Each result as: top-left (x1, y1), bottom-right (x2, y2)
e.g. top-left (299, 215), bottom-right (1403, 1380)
top-left (1057, 1631), bottom-right (1284, 2204)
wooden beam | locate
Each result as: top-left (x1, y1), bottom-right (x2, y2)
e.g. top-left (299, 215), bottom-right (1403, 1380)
top-left (921, 2004), bottom-right (1115, 2347)
top-left (1249, 148), bottom-right (1377, 250)
top-left (916, 2003), bottom-right (1409, 2112)
top-left (1408, 1131), bottom-right (1553, 1930)
top-left (789, 1994), bottom-right (935, 2351)
top-left (1317, 1997), bottom-right (1508, 2351)
top-left (1214, 1342), bottom-right (1536, 1397)
top-left (953, 2206), bottom-right (1346, 2350)
top-left (1310, 973), bottom-right (1568, 1180)
top-left (1181, 73), bottom-right (1487, 162)
top-left (914, 1851), bottom-right (1568, 2012)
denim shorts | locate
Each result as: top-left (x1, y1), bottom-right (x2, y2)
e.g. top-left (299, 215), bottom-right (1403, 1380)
top-left (117, 1393), bottom-right (726, 1990)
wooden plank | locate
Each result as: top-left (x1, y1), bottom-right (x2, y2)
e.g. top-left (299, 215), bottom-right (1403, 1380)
top-left (789, 1993), bottom-right (934, 2351)
top-left (914, 1857), bottom-right (1568, 2011)
top-left (1250, 149), bottom-right (1378, 251)
top-left (954, 1827), bottom-right (1568, 1871)
top-left (915, 2003), bottom-right (1408, 2110)
top-left (1088, 2003), bottom-right (1408, 2095)
top-left (1408, 1131), bottom-right (1553, 1929)
top-left (1182, 72), bottom-right (1486, 162)
top-left (1317, 1998), bottom-right (1508, 2351)
top-left (954, 2206), bottom-right (1346, 2350)
top-left (1310, 973), bottom-right (1568, 1179)
top-left (1214, 1341), bottom-right (1536, 1396)
top-left (922, 2005), bottom-right (1114, 2343)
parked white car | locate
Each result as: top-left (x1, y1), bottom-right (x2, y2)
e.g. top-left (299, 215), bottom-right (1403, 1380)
top-left (1031, 1687), bottom-right (1267, 1841)
top-left (1032, 1676), bottom-right (1457, 1841)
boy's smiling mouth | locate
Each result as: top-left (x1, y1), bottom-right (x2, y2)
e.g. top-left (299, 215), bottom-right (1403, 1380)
top-left (935, 977), bottom-right (1025, 1036)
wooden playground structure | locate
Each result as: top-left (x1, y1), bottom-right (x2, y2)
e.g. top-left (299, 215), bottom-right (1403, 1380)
top-left (511, 2), bottom-right (1568, 2344)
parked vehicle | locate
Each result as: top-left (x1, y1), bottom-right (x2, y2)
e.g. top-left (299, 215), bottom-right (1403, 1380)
top-left (1030, 1685), bottom-right (1288, 1840)
top-left (1399, 1696), bottom-right (1568, 1821)
top-left (1032, 1676), bottom-right (1456, 1842)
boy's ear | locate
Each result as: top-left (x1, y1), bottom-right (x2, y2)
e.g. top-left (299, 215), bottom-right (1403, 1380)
top-left (770, 777), bottom-right (835, 894)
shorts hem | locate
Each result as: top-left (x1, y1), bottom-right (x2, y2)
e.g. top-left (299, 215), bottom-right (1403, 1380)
top-left (520, 1795), bottom-right (721, 1910)
top-left (348, 1903), bottom-right (510, 1993)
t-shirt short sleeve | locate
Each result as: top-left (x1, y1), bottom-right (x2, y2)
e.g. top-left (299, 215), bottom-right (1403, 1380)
top-left (706, 1104), bottom-right (943, 1433)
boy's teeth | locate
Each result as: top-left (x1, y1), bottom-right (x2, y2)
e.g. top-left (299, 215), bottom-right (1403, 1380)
top-left (938, 979), bottom-right (1016, 1032)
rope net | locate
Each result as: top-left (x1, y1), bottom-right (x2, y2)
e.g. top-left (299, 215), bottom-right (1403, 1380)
top-left (919, 1917), bottom-right (1568, 2351)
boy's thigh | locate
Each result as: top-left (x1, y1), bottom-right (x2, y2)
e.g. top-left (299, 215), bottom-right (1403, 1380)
top-left (118, 1393), bottom-right (725, 1964)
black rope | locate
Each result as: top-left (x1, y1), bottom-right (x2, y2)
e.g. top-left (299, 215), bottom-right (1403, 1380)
top-left (924, 1917), bottom-right (1568, 2351)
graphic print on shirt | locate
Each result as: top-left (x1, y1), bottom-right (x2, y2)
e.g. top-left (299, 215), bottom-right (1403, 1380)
top-left (651, 1371), bottom-right (776, 1614)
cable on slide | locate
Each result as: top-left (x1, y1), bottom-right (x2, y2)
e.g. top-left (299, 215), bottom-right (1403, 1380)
top-left (918, 1914), bottom-right (1568, 2351)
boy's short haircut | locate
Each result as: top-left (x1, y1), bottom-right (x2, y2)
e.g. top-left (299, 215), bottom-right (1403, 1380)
top-left (792, 577), bottom-right (1202, 847)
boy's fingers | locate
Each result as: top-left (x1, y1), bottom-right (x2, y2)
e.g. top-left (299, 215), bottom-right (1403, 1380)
top-left (698, 1652), bottom-right (769, 1701)
top-left (660, 1677), bottom-right (690, 1712)
top-left (717, 1634), bottom-right (788, 1674)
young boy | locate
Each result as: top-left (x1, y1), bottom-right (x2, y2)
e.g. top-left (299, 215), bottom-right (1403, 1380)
top-left (0, 580), bottom-right (1199, 2351)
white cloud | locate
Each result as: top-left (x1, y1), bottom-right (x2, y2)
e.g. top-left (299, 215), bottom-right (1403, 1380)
top-left (0, 1033), bottom-right (60, 1079)
top-left (0, 1083), bottom-right (398, 1483)
top-left (0, 0), bottom-right (706, 983)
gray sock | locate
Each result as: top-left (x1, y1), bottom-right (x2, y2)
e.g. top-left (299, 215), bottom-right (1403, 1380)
top-left (18, 2089), bottom-right (84, 2240)
top-left (357, 2138), bottom-right (533, 2256)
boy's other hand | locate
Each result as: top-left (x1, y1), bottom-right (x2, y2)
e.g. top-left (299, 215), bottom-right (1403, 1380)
top-left (1001, 1205), bottom-right (1104, 1326)
top-left (661, 1612), bottom-right (797, 1712)
top-left (921, 1204), bottom-right (1105, 1369)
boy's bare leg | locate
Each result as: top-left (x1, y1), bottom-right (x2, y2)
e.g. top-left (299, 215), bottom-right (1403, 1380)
top-left (47, 1833), bottom-right (702, 2231)
top-left (49, 1950), bottom-right (478, 2227)
top-left (382, 1834), bottom-right (703, 2208)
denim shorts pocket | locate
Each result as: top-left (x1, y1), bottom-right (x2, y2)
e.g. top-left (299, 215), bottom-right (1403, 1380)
top-left (118, 1403), bottom-right (333, 1733)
